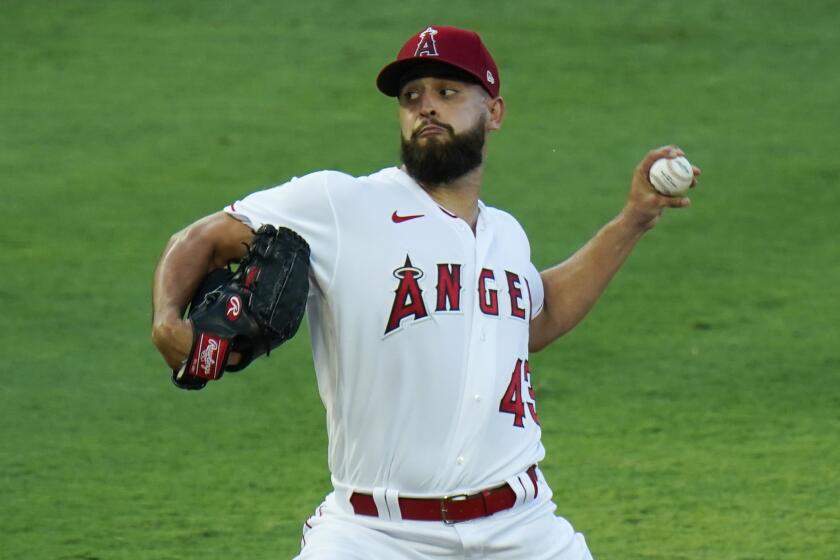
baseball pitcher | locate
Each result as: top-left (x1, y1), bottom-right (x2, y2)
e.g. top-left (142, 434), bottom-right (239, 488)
top-left (151, 25), bottom-right (700, 559)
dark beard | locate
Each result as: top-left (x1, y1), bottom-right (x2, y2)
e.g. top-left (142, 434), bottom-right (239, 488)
top-left (400, 116), bottom-right (486, 186)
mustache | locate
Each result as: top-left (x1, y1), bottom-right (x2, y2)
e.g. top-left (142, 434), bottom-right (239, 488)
top-left (412, 119), bottom-right (455, 140)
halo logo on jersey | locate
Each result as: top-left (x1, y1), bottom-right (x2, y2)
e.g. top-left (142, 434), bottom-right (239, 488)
top-left (415, 27), bottom-right (439, 57)
top-left (385, 256), bottom-right (428, 335)
top-left (226, 295), bottom-right (242, 321)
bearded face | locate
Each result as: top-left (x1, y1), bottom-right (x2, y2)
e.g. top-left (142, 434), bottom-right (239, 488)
top-left (400, 114), bottom-right (486, 186)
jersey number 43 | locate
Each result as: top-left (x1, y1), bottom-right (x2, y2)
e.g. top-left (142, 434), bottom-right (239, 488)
top-left (499, 358), bottom-right (540, 428)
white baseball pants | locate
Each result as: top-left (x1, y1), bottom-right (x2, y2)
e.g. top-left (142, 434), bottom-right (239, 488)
top-left (295, 469), bottom-right (593, 559)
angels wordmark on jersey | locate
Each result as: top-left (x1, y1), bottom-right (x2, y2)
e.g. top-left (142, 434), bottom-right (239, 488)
top-left (384, 255), bottom-right (534, 336)
top-left (226, 166), bottom-right (546, 497)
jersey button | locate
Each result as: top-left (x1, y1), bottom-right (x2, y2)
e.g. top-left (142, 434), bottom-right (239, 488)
top-left (474, 394), bottom-right (481, 402)
top-left (456, 456), bottom-right (465, 466)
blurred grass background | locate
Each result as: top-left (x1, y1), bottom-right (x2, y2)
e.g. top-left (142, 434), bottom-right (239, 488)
top-left (1, 1), bottom-right (838, 558)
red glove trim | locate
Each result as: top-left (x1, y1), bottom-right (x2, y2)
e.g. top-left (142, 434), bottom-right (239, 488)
top-left (184, 333), bottom-right (230, 380)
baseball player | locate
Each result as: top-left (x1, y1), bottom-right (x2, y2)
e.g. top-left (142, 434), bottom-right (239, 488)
top-left (151, 26), bottom-right (700, 559)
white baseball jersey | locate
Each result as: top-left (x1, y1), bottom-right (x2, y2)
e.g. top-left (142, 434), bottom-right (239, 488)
top-left (225, 166), bottom-right (545, 498)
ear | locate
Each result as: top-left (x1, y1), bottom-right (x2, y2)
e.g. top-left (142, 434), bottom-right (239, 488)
top-left (486, 96), bottom-right (505, 131)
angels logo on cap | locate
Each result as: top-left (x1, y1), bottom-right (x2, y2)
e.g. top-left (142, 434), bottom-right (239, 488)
top-left (377, 25), bottom-right (501, 99)
top-left (415, 27), bottom-right (439, 57)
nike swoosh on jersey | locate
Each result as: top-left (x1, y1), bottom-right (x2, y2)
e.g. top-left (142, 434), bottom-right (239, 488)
top-left (392, 211), bottom-right (425, 223)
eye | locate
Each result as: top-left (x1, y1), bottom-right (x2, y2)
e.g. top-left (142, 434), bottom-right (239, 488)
top-left (401, 91), bottom-right (419, 102)
top-left (440, 88), bottom-right (458, 97)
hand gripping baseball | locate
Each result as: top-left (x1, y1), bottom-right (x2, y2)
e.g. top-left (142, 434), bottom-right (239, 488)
top-left (624, 145), bottom-right (702, 231)
top-left (172, 225), bottom-right (311, 390)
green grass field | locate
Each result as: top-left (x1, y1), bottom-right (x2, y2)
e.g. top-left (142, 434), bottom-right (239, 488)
top-left (2, 1), bottom-right (839, 558)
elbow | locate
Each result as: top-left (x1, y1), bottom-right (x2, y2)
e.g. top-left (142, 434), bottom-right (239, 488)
top-left (527, 322), bottom-right (552, 354)
top-left (528, 339), bottom-right (547, 354)
top-left (528, 328), bottom-right (568, 354)
top-left (163, 224), bottom-right (195, 254)
top-left (528, 310), bottom-right (575, 354)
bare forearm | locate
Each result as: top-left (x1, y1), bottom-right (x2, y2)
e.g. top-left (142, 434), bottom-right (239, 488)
top-left (152, 212), bottom-right (253, 322)
top-left (150, 212), bottom-right (253, 368)
top-left (152, 228), bottom-right (216, 322)
top-left (528, 146), bottom-right (701, 352)
top-left (530, 212), bottom-right (645, 351)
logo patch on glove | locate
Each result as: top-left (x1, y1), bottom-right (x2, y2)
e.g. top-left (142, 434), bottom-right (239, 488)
top-left (226, 295), bottom-right (242, 321)
top-left (189, 333), bottom-right (229, 380)
top-left (200, 338), bottom-right (219, 375)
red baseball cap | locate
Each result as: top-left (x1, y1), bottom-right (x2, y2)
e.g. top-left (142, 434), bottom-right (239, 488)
top-left (377, 26), bottom-right (500, 98)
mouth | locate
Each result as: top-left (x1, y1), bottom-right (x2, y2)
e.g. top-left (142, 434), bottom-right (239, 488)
top-left (414, 123), bottom-right (451, 140)
top-left (419, 125), bottom-right (446, 136)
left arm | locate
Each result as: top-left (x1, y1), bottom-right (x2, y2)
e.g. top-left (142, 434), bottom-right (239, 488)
top-left (529, 145), bottom-right (700, 353)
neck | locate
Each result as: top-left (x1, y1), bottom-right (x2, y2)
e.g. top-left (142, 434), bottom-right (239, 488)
top-left (404, 165), bottom-right (483, 229)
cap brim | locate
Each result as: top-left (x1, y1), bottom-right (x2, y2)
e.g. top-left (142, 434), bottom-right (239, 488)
top-left (376, 58), bottom-right (483, 97)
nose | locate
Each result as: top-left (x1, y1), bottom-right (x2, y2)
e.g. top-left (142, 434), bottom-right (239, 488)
top-left (418, 91), bottom-right (438, 117)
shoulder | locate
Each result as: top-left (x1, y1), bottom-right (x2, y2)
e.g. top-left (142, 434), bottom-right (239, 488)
top-left (287, 169), bottom-right (353, 189)
top-left (306, 167), bottom-right (404, 192)
top-left (484, 205), bottom-right (529, 240)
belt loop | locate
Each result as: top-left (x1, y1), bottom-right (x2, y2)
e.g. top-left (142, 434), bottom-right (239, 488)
top-left (385, 488), bottom-right (402, 521)
top-left (528, 465), bottom-right (539, 499)
top-left (505, 474), bottom-right (527, 506)
top-left (518, 470), bottom-right (536, 504)
top-left (372, 487), bottom-right (391, 520)
top-left (332, 486), bottom-right (355, 515)
top-left (507, 466), bottom-right (538, 507)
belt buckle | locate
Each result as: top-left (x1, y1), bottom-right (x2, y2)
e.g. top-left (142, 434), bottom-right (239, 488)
top-left (440, 493), bottom-right (470, 525)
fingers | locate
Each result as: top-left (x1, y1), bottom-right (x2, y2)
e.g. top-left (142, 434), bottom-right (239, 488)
top-left (625, 145), bottom-right (699, 226)
top-left (665, 195), bottom-right (691, 208)
top-left (167, 355), bottom-right (186, 371)
top-left (637, 146), bottom-right (686, 194)
top-left (640, 145), bottom-right (702, 192)
top-left (640, 144), bottom-right (684, 174)
top-left (689, 164), bottom-right (702, 189)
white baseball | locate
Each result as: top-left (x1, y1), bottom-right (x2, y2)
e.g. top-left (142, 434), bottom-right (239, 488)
top-left (648, 156), bottom-right (694, 196)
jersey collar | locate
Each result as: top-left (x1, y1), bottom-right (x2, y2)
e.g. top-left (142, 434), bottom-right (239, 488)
top-left (388, 166), bottom-right (489, 230)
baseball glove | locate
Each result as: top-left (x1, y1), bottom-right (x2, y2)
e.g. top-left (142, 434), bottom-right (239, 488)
top-left (172, 225), bottom-right (311, 390)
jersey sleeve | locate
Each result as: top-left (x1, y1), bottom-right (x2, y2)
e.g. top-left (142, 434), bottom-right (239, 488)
top-left (525, 262), bottom-right (545, 319)
top-left (224, 170), bottom-right (344, 292)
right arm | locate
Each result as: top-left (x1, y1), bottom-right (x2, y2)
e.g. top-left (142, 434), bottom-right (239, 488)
top-left (151, 211), bottom-right (255, 369)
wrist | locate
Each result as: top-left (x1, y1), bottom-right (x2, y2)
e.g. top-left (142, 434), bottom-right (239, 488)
top-left (151, 308), bottom-right (185, 341)
top-left (614, 206), bottom-right (653, 236)
top-left (153, 306), bottom-right (182, 328)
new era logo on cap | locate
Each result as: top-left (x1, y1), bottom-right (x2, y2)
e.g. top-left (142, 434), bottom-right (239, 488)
top-left (377, 26), bottom-right (501, 98)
